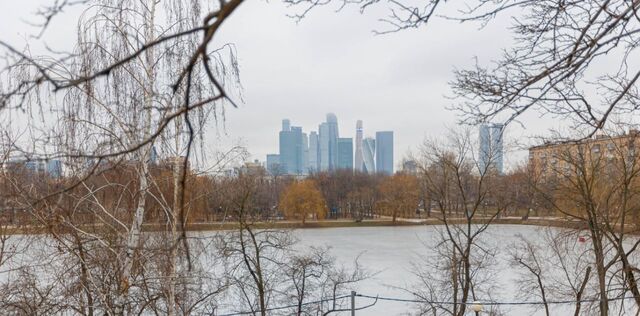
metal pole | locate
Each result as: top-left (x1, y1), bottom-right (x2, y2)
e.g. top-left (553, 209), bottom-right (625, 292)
top-left (351, 291), bottom-right (356, 316)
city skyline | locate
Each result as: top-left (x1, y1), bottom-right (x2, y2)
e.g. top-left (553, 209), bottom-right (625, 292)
top-left (267, 113), bottom-right (394, 175)
top-left (0, 1), bottom-right (586, 177)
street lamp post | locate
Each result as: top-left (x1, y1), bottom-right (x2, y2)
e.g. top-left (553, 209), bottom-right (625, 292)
top-left (470, 301), bottom-right (483, 316)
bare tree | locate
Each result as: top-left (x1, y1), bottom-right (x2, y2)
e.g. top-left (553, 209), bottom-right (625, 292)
top-left (510, 229), bottom-right (597, 316)
top-left (411, 128), bottom-right (504, 316)
top-left (529, 128), bottom-right (640, 315)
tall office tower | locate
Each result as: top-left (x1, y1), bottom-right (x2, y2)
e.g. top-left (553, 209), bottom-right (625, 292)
top-left (326, 113), bottom-right (339, 170)
top-left (318, 123), bottom-right (330, 171)
top-left (282, 119), bottom-right (291, 132)
top-left (354, 120), bottom-right (364, 172)
top-left (376, 131), bottom-right (394, 175)
top-left (363, 137), bottom-right (376, 174)
top-left (490, 124), bottom-right (504, 174)
top-left (479, 123), bottom-right (504, 174)
top-left (308, 131), bottom-right (319, 172)
top-left (292, 126), bottom-right (304, 174)
top-left (479, 124), bottom-right (491, 172)
top-left (337, 138), bottom-right (354, 170)
top-left (266, 154), bottom-right (281, 175)
top-left (302, 132), bottom-right (309, 174)
top-left (279, 121), bottom-right (304, 175)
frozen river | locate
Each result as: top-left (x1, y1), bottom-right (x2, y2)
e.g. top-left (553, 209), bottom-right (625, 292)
top-left (293, 224), bottom-right (566, 315)
top-left (4, 224), bottom-right (632, 315)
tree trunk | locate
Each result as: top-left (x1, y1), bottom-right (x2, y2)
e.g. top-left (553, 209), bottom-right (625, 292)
top-left (590, 227), bottom-right (608, 316)
top-left (118, 1), bottom-right (156, 309)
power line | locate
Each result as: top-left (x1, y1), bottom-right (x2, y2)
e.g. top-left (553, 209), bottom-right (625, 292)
top-left (356, 293), bottom-right (640, 306)
top-left (216, 294), bottom-right (351, 316)
top-left (215, 292), bottom-right (640, 315)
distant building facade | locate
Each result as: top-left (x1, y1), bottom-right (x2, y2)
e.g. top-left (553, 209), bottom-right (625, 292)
top-left (4, 158), bottom-right (63, 178)
top-left (337, 138), bottom-right (353, 170)
top-left (302, 132), bottom-right (309, 173)
top-left (266, 154), bottom-right (281, 175)
top-left (479, 123), bottom-right (504, 174)
top-left (363, 137), bottom-right (376, 174)
top-left (317, 113), bottom-right (340, 171)
top-left (402, 160), bottom-right (418, 174)
top-left (355, 120), bottom-right (364, 172)
top-left (529, 130), bottom-right (640, 182)
top-left (376, 131), bottom-right (394, 175)
top-left (326, 113), bottom-right (339, 170)
top-left (269, 115), bottom-right (395, 175)
top-left (318, 122), bottom-right (330, 171)
top-left (308, 131), bottom-right (319, 173)
top-left (279, 120), bottom-right (305, 175)
top-left (238, 160), bottom-right (266, 176)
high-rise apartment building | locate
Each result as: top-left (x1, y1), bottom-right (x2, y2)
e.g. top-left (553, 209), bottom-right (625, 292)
top-left (479, 123), bottom-right (504, 174)
top-left (337, 138), bottom-right (353, 170)
top-left (355, 120), bottom-right (364, 172)
top-left (376, 131), bottom-right (394, 175)
top-left (363, 137), bottom-right (376, 174)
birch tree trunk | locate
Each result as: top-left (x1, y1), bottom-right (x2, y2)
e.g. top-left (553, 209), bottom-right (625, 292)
top-left (118, 1), bottom-right (157, 312)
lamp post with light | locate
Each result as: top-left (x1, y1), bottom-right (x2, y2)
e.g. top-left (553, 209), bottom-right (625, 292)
top-left (470, 301), bottom-right (483, 316)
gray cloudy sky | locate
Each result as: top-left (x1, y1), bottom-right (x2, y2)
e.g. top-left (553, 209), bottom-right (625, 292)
top-left (1, 0), bottom-right (561, 169)
top-left (215, 1), bottom-right (535, 166)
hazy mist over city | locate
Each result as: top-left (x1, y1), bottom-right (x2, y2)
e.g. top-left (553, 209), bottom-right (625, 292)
top-left (1, 0), bottom-right (570, 170)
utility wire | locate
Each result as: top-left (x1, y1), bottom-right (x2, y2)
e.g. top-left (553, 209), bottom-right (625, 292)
top-left (356, 293), bottom-right (640, 306)
top-left (215, 292), bottom-right (640, 315)
top-left (216, 294), bottom-right (351, 316)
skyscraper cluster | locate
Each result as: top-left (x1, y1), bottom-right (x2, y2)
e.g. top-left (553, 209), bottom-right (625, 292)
top-left (479, 123), bottom-right (504, 174)
top-left (266, 114), bottom-right (394, 175)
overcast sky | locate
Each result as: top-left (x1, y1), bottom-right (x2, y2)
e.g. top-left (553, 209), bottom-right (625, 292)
top-left (1, 0), bottom-right (565, 170)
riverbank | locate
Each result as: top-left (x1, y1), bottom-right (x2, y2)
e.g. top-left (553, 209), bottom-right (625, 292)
top-left (183, 216), bottom-right (590, 231)
top-left (1, 216), bottom-right (591, 235)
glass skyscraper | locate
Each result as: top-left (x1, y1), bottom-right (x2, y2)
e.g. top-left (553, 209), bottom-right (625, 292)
top-left (375, 131), bottom-right (394, 175)
top-left (318, 122), bottom-right (330, 171)
top-left (308, 131), bottom-right (318, 172)
top-left (491, 124), bottom-right (504, 174)
top-left (479, 123), bottom-right (504, 174)
top-left (270, 115), bottom-right (395, 175)
top-left (302, 132), bottom-right (309, 174)
top-left (279, 120), bottom-right (305, 175)
top-left (355, 120), bottom-right (363, 172)
top-left (337, 138), bottom-right (353, 170)
top-left (326, 113), bottom-right (339, 170)
top-left (318, 113), bottom-right (339, 171)
top-left (363, 137), bottom-right (376, 174)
